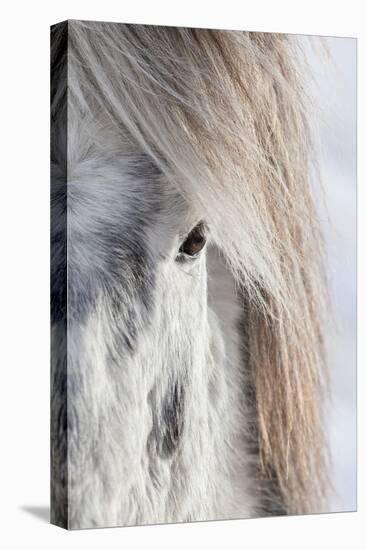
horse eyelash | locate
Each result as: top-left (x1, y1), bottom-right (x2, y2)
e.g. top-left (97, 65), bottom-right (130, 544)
top-left (177, 221), bottom-right (207, 258)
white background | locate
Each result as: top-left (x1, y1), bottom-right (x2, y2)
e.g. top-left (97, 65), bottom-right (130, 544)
top-left (303, 36), bottom-right (357, 511)
top-left (0, 1), bottom-right (363, 549)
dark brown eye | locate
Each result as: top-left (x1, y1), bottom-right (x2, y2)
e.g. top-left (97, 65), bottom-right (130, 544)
top-left (178, 222), bottom-right (206, 257)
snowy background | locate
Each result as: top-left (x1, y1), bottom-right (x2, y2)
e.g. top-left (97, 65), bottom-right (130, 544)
top-left (301, 36), bottom-right (357, 512)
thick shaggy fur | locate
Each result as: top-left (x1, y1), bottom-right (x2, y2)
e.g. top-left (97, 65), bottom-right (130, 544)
top-left (51, 21), bottom-right (327, 529)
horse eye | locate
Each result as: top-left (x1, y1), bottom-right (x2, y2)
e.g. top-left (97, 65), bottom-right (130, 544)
top-left (178, 222), bottom-right (206, 257)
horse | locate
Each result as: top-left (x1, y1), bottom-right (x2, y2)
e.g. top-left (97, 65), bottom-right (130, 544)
top-left (51, 20), bottom-right (328, 529)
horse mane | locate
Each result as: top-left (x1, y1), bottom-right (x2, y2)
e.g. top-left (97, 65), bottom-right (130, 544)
top-left (64, 20), bottom-right (328, 514)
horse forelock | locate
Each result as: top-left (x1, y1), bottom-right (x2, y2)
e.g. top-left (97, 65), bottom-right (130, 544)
top-left (52, 21), bottom-right (328, 523)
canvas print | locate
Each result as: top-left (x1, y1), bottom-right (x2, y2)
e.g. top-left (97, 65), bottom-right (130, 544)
top-left (50, 20), bottom-right (356, 529)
